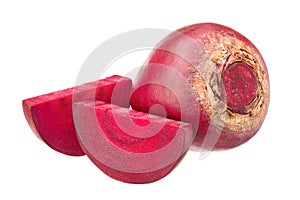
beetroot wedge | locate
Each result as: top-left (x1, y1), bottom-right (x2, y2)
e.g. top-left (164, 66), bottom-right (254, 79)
top-left (23, 75), bottom-right (132, 156)
top-left (73, 101), bottom-right (194, 183)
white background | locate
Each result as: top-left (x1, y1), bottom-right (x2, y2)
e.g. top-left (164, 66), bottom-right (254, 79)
top-left (1, 0), bottom-right (299, 199)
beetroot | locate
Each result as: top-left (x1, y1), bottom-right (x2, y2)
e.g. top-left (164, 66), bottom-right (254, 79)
top-left (130, 23), bottom-right (270, 150)
top-left (73, 101), bottom-right (193, 183)
top-left (23, 75), bottom-right (132, 156)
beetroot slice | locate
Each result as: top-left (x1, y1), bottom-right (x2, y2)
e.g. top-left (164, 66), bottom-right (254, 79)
top-left (73, 101), bottom-right (193, 183)
top-left (22, 75), bottom-right (132, 156)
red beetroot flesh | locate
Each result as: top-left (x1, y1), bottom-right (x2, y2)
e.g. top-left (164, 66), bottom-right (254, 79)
top-left (73, 101), bottom-right (193, 183)
top-left (22, 75), bottom-right (132, 156)
top-left (130, 23), bottom-right (270, 150)
top-left (221, 62), bottom-right (257, 114)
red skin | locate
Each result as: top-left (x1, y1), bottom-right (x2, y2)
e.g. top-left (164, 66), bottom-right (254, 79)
top-left (73, 101), bottom-right (193, 184)
top-left (130, 23), bottom-right (270, 150)
top-left (23, 75), bottom-right (132, 156)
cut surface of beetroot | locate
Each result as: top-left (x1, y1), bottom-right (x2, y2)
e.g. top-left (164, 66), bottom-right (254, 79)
top-left (73, 101), bottom-right (193, 183)
top-left (221, 62), bottom-right (258, 114)
top-left (23, 75), bottom-right (132, 156)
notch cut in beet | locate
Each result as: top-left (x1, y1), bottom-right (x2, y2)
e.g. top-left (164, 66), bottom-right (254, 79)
top-left (22, 75), bottom-right (132, 156)
top-left (73, 100), bottom-right (194, 183)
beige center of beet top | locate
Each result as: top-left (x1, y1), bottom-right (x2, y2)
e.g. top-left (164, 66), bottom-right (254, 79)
top-left (221, 62), bottom-right (257, 113)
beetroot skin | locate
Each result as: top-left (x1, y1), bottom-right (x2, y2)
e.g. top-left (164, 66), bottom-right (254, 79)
top-left (23, 75), bottom-right (132, 156)
top-left (130, 23), bottom-right (270, 150)
top-left (73, 101), bottom-right (193, 183)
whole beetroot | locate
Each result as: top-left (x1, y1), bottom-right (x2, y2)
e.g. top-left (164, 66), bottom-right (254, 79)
top-left (130, 23), bottom-right (270, 150)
